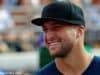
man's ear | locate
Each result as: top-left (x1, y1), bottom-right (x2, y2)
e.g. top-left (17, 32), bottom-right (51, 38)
top-left (76, 25), bottom-right (85, 38)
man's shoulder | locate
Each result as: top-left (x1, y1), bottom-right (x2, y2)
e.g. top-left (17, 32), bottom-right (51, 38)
top-left (35, 61), bottom-right (57, 75)
top-left (93, 56), bottom-right (100, 66)
top-left (91, 56), bottom-right (100, 70)
top-left (40, 61), bottom-right (56, 72)
top-left (83, 56), bottom-right (100, 75)
top-left (89, 56), bottom-right (100, 69)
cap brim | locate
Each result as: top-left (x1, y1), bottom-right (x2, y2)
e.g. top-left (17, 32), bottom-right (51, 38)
top-left (31, 17), bottom-right (70, 26)
top-left (31, 17), bottom-right (85, 26)
top-left (31, 18), bottom-right (53, 26)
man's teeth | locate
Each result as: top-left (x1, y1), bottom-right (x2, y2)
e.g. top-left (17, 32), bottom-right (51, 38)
top-left (49, 42), bottom-right (60, 45)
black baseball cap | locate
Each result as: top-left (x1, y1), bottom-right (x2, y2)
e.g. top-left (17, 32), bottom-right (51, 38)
top-left (31, 1), bottom-right (85, 26)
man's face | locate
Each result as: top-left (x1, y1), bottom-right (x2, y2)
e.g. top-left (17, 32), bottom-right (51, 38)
top-left (42, 21), bottom-right (78, 58)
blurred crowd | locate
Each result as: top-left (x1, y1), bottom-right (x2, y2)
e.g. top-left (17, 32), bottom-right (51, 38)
top-left (0, 28), bottom-right (36, 53)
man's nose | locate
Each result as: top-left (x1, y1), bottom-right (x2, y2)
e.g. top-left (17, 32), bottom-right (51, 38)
top-left (45, 31), bottom-right (55, 40)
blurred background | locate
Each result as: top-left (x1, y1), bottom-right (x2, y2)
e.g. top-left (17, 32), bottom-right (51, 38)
top-left (0, 0), bottom-right (99, 75)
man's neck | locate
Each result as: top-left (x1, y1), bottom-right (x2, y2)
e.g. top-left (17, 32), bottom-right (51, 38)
top-left (55, 48), bottom-right (93, 75)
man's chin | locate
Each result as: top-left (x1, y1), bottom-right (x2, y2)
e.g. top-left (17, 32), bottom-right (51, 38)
top-left (50, 52), bottom-right (66, 58)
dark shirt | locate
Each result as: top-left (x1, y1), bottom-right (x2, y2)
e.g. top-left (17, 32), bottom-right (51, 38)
top-left (35, 56), bottom-right (100, 75)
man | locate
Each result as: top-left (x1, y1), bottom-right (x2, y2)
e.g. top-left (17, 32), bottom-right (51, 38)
top-left (32, 1), bottom-right (100, 75)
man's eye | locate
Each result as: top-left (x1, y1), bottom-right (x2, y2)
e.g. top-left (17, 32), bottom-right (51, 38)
top-left (55, 27), bottom-right (60, 29)
top-left (43, 29), bottom-right (48, 32)
top-left (54, 26), bottom-right (61, 30)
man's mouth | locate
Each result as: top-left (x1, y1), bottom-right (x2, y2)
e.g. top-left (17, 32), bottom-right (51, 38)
top-left (49, 42), bottom-right (60, 45)
top-left (48, 42), bottom-right (61, 49)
